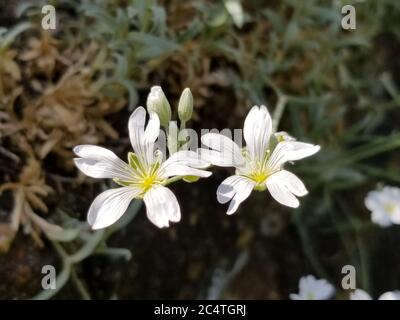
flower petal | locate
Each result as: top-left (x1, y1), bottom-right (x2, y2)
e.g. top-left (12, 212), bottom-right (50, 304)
top-left (162, 150), bottom-right (210, 169)
top-left (371, 209), bottom-right (393, 227)
top-left (128, 107), bottom-right (161, 167)
top-left (350, 289), bottom-right (372, 300)
top-left (161, 163), bottom-right (211, 178)
top-left (74, 145), bottom-right (126, 165)
top-left (87, 187), bottom-right (140, 230)
top-left (292, 275), bottom-right (335, 300)
top-left (244, 105), bottom-right (272, 161)
top-left (379, 291), bottom-right (400, 300)
top-left (143, 112), bottom-right (160, 164)
top-left (364, 190), bottom-right (381, 212)
top-left (274, 170), bottom-right (308, 197)
top-left (216, 175), bottom-right (254, 215)
top-left (199, 149), bottom-right (237, 167)
top-left (74, 158), bottom-right (132, 180)
top-left (73, 145), bottom-right (133, 180)
top-left (266, 171), bottom-right (303, 208)
top-left (128, 106), bottom-right (146, 150)
top-left (128, 107), bottom-right (148, 164)
top-left (267, 141), bottom-right (320, 171)
top-left (144, 111), bottom-right (160, 144)
top-left (143, 185), bottom-right (181, 228)
top-left (201, 133), bottom-right (245, 168)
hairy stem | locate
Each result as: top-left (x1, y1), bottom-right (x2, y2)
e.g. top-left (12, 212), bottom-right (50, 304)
top-left (272, 94), bottom-right (288, 132)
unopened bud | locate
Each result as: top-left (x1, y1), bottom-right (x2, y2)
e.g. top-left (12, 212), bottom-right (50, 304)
top-left (146, 86), bottom-right (171, 127)
top-left (178, 88), bottom-right (193, 123)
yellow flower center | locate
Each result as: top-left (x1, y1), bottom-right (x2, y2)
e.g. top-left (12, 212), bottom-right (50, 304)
top-left (140, 174), bottom-right (158, 192)
top-left (247, 170), bottom-right (269, 191)
top-left (240, 149), bottom-right (273, 191)
top-left (384, 203), bottom-right (396, 215)
top-left (250, 171), bottom-right (268, 184)
top-left (307, 292), bottom-right (316, 300)
top-left (114, 153), bottom-right (164, 194)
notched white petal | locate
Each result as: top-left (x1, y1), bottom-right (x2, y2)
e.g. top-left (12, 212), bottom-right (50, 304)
top-left (128, 107), bottom-right (146, 157)
top-left (199, 149), bottom-right (237, 167)
top-left (128, 107), bottom-right (146, 137)
top-left (287, 143), bottom-right (320, 161)
top-left (163, 150), bottom-right (210, 169)
top-left (161, 164), bottom-right (211, 179)
top-left (201, 133), bottom-right (245, 168)
top-left (144, 186), bottom-right (181, 228)
top-left (243, 105), bottom-right (272, 161)
top-left (144, 112), bottom-right (160, 144)
top-left (217, 176), bottom-right (239, 204)
top-left (276, 170), bottom-right (308, 197)
top-left (88, 187), bottom-right (140, 230)
top-left (127, 107), bottom-right (163, 167)
top-left (73, 145), bottom-right (124, 164)
top-left (73, 145), bottom-right (134, 180)
top-left (266, 172), bottom-right (301, 208)
top-left (216, 175), bottom-right (254, 215)
top-left (74, 158), bottom-right (133, 181)
top-left (267, 141), bottom-right (320, 171)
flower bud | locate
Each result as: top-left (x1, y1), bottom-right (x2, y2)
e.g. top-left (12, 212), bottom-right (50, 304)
top-left (178, 88), bottom-right (193, 123)
top-left (146, 86), bottom-right (171, 127)
top-left (269, 131), bottom-right (296, 152)
top-left (274, 131), bottom-right (295, 142)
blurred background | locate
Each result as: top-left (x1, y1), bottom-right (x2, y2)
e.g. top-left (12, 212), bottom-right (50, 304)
top-left (0, 0), bottom-right (400, 299)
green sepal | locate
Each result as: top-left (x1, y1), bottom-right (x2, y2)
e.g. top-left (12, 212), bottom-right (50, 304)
top-left (254, 184), bottom-right (267, 192)
top-left (113, 178), bottom-right (131, 187)
top-left (183, 175), bottom-right (200, 183)
top-left (128, 152), bottom-right (140, 170)
top-left (268, 134), bottom-right (280, 153)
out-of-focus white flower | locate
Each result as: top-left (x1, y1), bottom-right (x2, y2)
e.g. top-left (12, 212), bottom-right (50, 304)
top-left (290, 275), bottom-right (335, 300)
top-left (350, 289), bottom-right (400, 300)
top-left (201, 105), bottom-right (320, 214)
top-left (74, 107), bottom-right (211, 229)
top-left (364, 186), bottom-right (400, 227)
top-left (349, 289), bottom-right (372, 300)
top-left (379, 291), bottom-right (400, 300)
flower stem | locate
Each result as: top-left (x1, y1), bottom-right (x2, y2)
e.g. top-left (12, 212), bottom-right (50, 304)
top-left (272, 94), bottom-right (288, 132)
top-left (71, 267), bottom-right (91, 300)
top-left (165, 176), bottom-right (183, 186)
top-left (180, 120), bottom-right (186, 131)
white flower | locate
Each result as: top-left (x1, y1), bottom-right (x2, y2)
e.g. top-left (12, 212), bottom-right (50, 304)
top-left (350, 289), bottom-right (400, 300)
top-left (201, 105), bottom-right (320, 214)
top-left (365, 186), bottom-right (400, 227)
top-left (290, 275), bottom-right (335, 300)
top-left (349, 289), bottom-right (372, 300)
top-left (378, 291), bottom-right (400, 300)
top-left (74, 107), bottom-right (211, 229)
